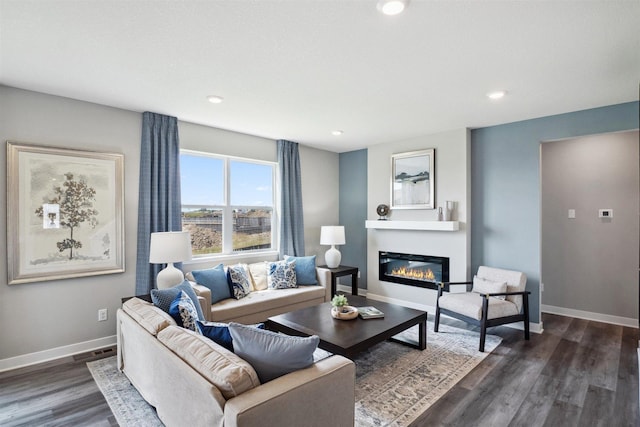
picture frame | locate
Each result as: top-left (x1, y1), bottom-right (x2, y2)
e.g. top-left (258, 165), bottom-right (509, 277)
top-left (6, 141), bottom-right (125, 284)
top-left (390, 149), bottom-right (435, 210)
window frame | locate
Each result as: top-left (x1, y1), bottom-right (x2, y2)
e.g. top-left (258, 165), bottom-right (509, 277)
top-left (180, 149), bottom-right (278, 261)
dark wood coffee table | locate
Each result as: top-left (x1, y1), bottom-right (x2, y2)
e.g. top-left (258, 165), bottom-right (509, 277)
top-left (265, 295), bottom-right (427, 358)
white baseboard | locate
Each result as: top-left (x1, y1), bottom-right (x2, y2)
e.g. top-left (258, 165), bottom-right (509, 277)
top-left (0, 335), bottom-right (117, 373)
top-left (364, 292), bottom-right (544, 334)
top-left (542, 304), bottom-right (639, 328)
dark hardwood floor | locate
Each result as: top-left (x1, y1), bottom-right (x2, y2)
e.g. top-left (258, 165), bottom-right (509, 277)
top-left (0, 313), bottom-right (637, 427)
top-left (412, 313), bottom-right (640, 427)
top-left (0, 347), bottom-right (118, 427)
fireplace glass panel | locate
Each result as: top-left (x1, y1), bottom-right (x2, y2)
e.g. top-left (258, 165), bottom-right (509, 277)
top-left (379, 251), bottom-right (450, 290)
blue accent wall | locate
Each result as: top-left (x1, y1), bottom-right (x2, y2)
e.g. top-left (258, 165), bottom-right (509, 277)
top-left (471, 101), bottom-right (639, 324)
top-left (339, 149), bottom-right (368, 289)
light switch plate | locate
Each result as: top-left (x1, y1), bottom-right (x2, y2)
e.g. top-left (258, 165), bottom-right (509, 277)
top-left (568, 209), bottom-right (576, 219)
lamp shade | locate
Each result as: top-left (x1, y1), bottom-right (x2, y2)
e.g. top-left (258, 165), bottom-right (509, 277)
top-left (320, 226), bottom-right (345, 246)
top-left (149, 231), bottom-right (192, 264)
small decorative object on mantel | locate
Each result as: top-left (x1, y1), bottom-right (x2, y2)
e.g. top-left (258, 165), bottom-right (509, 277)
top-left (331, 294), bottom-right (358, 320)
top-left (445, 201), bottom-right (456, 221)
top-left (376, 204), bottom-right (390, 220)
top-left (438, 207), bottom-right (444, 221)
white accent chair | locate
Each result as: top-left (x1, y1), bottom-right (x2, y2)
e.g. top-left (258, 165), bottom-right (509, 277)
top-left (434, 266), bottom-right (530, 352)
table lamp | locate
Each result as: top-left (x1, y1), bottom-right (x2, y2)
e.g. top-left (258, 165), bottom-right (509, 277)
top-left (320, 225), bottom-right (345, 268)
top-left (149, 231), bottom-right (192, 289)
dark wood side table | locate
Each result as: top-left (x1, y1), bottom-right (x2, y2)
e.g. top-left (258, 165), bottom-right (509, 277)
top-left (318, 265), bottom-right (359, 297)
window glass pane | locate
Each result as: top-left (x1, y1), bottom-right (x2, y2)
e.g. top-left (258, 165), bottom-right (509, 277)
top-left (230, 161), bottom-right (273, 206)
top-left (182, 208), bottom-right (222, 256)
top-left (181, 154), bottom-right (224, 206)
top-left (233, 208), bottom-right (272, 252)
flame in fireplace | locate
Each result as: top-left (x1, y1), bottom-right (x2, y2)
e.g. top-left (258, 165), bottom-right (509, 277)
top-left (390, 266), bottom-right (435, 282)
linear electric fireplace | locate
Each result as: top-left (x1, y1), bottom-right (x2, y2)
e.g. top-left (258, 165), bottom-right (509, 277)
top-left (379, 251), bottom-right (449, 290)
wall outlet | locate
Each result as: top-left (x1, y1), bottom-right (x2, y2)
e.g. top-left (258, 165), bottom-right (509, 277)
top-left (98, 308), bottom-right (108, 322)
top-left (541, 282), bottom-right (544, 292)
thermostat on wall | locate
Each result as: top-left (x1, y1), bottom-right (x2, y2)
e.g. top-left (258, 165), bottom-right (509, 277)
top-left (598, 209), bottom-right (613, 218)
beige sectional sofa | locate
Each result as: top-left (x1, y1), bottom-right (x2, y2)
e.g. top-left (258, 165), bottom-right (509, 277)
top-left (117, 297), bottom-right (355, 427)
top-left (190, 266), bottom-right (332, 324)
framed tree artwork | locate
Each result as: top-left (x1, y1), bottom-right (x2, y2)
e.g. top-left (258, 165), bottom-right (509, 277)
top-left (390, 149), bottom-right (435, 210)
top-left (6, 142), bottom-right (125, 284)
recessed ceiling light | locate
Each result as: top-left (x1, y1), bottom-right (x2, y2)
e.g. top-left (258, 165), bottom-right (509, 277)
top-left (487, 90), bottom-right (507, 100)
top-left (207, 95), bottom-right (224, 104)
top-left (332, 130), bottom-right (344, 136)
top-left (377, 0), bottom-right (408, 16)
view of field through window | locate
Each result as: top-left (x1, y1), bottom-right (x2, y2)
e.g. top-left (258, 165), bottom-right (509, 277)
top-left (181, 152), bottom-right (275, 256)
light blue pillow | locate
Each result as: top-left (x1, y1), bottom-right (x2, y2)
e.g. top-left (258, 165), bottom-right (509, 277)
top-left (151, 280), bottom-right (205, 321)
top-left (227, 264), bottom-right (252, 299)
top-left (169, 291), bottom-right (199, 331)
top-left (192, 264), bottom-right (232, 303)
top-left (228, 322), bottom-right (319, 383)
top-left (197, 321), bottom-right (264, 352)
top-left (267, 260), bottom-right (297, 289)
top-left (285, 255), bottom-right (318, 285)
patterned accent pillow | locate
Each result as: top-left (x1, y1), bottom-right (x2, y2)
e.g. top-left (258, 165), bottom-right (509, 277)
top-left (150, 280), bottom-right (205, 321)
top-left (227, 264), bottom-right (252, 299)
top-left (169, 291), bottom-right (200, 331)
top-left (267, 260), bottom-right (297, 289)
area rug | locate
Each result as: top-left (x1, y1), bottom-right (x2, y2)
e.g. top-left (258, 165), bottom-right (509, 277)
top-left (88, 321), bottom-right (500, 427)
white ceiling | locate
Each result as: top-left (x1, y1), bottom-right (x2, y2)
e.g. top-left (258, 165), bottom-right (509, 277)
top-left (1, 1), bottom-right (639, 153)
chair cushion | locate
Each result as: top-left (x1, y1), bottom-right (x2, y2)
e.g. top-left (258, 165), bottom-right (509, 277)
top-left (438, 292), bottom-right (519, 320)
top-left (472, 276), bottom-right (507, 300)
top-left (476, 266), bottom-right (527, 312)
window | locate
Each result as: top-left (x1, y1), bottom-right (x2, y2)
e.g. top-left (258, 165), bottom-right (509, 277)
top-left (180, 150), bottom-right (276, 258)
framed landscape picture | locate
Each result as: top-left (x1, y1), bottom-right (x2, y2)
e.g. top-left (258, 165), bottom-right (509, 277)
top-left (390, 149), bottom-right (435, 210)
top-left (6, 142), bottom-right (125, 284)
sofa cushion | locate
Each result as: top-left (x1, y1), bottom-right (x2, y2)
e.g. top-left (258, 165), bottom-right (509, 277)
top-left (285, 255), bottom-right (318, 285)
top-left (169, 291), bottom-right (200, 331)
top-left (122, 297), bottom-right (176, 335)
top-left (472, 276), bottom-right (507, 300)
top-left (151, 280), bottom-right (205, 321)
top-left (247, 262), bottom-right (268, 291)
top-left (228, 322), bottom-right (319, 383)
top-left (267, 260), bottom-right (297, 289)
top-left (439, 292), bottom-right (519, 320)
top-left (191, 264), bottom-right (232, 303)
top-left (227, 264), bottom-right (252, 299)
top-left (157, 326), bottom-right (261, 399)
top-left (210, 286), bottom-right (326, 321)
top-left (197, 321), bottom-right (265, 352)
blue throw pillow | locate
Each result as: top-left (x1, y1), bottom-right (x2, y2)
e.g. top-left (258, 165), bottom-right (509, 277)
top-left (192, 264), bottom-right (232, 304)
top-left (169, 291), bottom-right (200, 331)
top-left (267, 260), bottom-right (297, 289)
top-left (151, 280), bottom-right (205, 321)
top-left (228, 322), bottom-right (319, 383)
top-left (285, 255), bottom-right (318, 285)
top-left (227, 264), bottom-right (252, 299)
top-left (197, 321), bottom-right (264, 352)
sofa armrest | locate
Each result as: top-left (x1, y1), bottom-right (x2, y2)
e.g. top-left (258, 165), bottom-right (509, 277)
top-left (190, 282), bottom-right (212, 321)
top-left (315, 267), bottom-right (332, 302)
top-left (224, 355), bottom-right (355, 427)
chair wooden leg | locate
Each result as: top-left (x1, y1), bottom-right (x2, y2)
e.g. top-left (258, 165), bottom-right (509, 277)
top-left (479, 296), bottom-right (489, 352)
top-left (523, 292), bottom-right (530, 340)
top-left (434, 305), bottom-right (440, 332)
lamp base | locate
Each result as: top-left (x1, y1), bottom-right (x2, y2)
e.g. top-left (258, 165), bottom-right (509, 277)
top-left (325, 246), bottom-right (342, 269)
top-left (156, 263), bottom-right (185, 289)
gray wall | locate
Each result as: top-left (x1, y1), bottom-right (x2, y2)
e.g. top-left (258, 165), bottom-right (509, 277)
top-left (471, 102), bottom-right (639, 325)
top-left (0, 85), bottom-right (339, 367)
top-left (339, 149), bottom-right (368, 289)
top-left (541, 130), bottom-right (639, 321)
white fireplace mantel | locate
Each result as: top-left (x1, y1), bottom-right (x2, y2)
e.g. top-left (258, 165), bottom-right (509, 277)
top-left (365, 220), bottom-right (459, 231)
